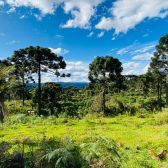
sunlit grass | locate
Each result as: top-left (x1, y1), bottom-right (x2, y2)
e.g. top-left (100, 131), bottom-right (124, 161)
top-left (1, 109), bottom-right (168, 167)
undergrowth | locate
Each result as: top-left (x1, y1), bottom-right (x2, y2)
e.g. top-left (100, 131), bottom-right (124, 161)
top-left (1, 110), bottom-right (168, 167)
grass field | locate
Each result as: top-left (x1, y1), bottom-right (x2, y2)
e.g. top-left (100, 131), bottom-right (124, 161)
top-left (1, 109), bottom-right (168, 167)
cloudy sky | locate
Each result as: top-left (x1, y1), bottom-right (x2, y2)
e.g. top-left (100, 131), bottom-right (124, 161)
top-left (1, 0), bottom-right (168, 82)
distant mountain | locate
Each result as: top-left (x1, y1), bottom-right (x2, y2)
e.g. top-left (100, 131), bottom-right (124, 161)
top-left (26, 82), bottom-right (88, 90)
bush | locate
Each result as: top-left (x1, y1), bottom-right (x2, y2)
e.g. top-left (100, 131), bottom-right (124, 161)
top-left (5, 100), bottom-right (35, 115)
top-left (88, 93), bottom-right (103, 113)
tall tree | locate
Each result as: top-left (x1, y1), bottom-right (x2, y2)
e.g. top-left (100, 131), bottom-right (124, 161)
top-left (148, 65), bottom-right (165, 110)
top-left (0, 63), bottom-right (16, 122)
top-left (25, 46), bottom-right (70, 116)
top-left (150, 33), bottom-right (168, 107)
top-left (10, 49), bottom-right (35, 106)
top-left (88, 56), bottom-right (123, 114)
top-left (32, 82), bottom-right (62, 115)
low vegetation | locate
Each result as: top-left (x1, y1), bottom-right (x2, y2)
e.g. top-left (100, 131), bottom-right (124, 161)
top-left (1, 33), bottom-right (168, 167)
top-left (1, 92), bottom-right (168, 167)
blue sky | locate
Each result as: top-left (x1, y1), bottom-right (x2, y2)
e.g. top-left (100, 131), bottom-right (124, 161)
top-left (1, 0), bottom-right (168, 82)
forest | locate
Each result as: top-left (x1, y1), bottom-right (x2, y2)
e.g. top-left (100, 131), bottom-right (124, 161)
top-left (0, 34), bottom-right (168, 168)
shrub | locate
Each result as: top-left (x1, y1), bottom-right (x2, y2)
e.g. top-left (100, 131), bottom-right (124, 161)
top-left (5, 100), bottom-right (36, 115)
top-left (88, 93), bottom-right (103, 113)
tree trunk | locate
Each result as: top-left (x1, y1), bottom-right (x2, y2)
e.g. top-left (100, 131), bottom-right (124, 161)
top-left (0, 97), bottom-right (7, 123)
top-left (23, 79), bottom-right (25, 106)
top-left (38, 63), bottom-right (41, 116)
top-left (157, 78), bottom-right (161, 111)
top-left (50, 103), bottom-right (54, 115)
top-left (166, 83), bottom-right (168, 108)
top-left (160, 77), bottom-right (162, 111)
top-left (0, 109), bottom-right (4, 123)
top-left (167, 56), bottom-right (168, 108)
top-left (102, 74), bottom-right (105, 115)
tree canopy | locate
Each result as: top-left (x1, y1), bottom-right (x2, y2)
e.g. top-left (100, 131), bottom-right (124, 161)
top-left (149, 33), bottom-right (168, 107)
top-left (32, 82), bottom-right (63, 115)
top-left (0, 63), bottom-right (16, 122)
top-left (11, 46), bottom-right (70, 116)
top-left (88, 56), bottom-right (123, 114)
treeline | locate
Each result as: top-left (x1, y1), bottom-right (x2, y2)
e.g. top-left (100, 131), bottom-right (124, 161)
top-left (0, 33), bottom-right (168, 121)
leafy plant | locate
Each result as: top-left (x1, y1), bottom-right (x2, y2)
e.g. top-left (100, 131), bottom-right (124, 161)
top-left (80, 135), bottom-right (123, 167)
top-left (40, 148), bottom-right (78, 168)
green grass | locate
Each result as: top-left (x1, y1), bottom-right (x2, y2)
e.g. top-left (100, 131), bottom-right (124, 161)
top-left (1, 110), bottom-right (168, 167)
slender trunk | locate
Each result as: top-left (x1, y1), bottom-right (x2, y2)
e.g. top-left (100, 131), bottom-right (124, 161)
top-left (108, 84), bottom-right (110, 102)
top-left (166, 83), bottom-right (168, 108)
top-left (157, 78), bottom-right (159, 110)
top-left (167, 56), bottom-right (168, 108)
top-left (50, 102), bottom-right (54, 115)
top-left (160, 77), bottom-right (162, 111)
top-left (38, 63), bottom-right (41, 116)
top-left (0, 109), bottom-right (4, 123)
top-left (157, 78), bottom-right (161, 111)
top-left (23, 78), bottom-right (25, 106)
top-left (8, 94), bottom-right (10, 102)
top-left (0, 97), bottom-right (7, 123)
top-left (103, 74), bottom-right (105, 115)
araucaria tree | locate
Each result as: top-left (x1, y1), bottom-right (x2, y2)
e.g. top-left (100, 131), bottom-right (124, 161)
top-left (10, 49), bottom-right (35, 106)
top-left (12, 46), bottom-right (70, 116)
top-left (88, 56), bottom-right (123, 114)
top-left (32, 82), bottom-right (63, 116)
top-left (0, 63), bottom-right (16, 122)
top-left (150, 33), bottom-right (168, 107)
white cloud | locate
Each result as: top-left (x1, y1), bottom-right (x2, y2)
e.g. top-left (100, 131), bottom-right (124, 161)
top-left (54, 61), bottom-right (89, 82)
top-left (132, 52), bottom-right (153, 60)
top-left (123, 70), bottom-right (139, 75)
top-left (0, 0), bottom-right (4, 6)
top-left (111, 37), bottom-right (116, 40)
top-left (34, 14), bottom-right (42, 21)
top-left (49, 47), bottom-right (69, 55)
top-left (55, 34), bottom-right (64, 38)
top-left (5, 0), bottom-right (168, 32)
top-left (143, 34), bottom-right (149, 37)
top-left (6, 40), bottom-right (16, 45)
top-left (64, 61), bottom-right (88, 71)
top-left (143, 64), bottom-right (150, 73)
top-left (117, 48), bottom-right (128, 55)
top-left (0, 33), bottom-right (5, 36)
top-left (61, 0), bottom-right (105, 29)
top-left (87, 31), bottom-right (94, 37)
top-left (95, 0), bottom-right (168, 34)
top-left (6, 7), bottom-right (16, 14)
top-left (117, 45), bottom-right (133, 55)
top-left (97, 31), bottom-right (104, 38)
top-left (6, 0), bottom-right (62, 15)
top-left (67, 61), bottom-right (83, 66)
top-left (33, 60), bottom-right (89, 82)
top-left (111, 48), bottom-right (117, 51)
top-left (6, 0), bottom-right (105, 29)
top-left (130, 45), bottom-right (155, 54)
top-left (20, 15), bottom-right (26, 19)
top-left (123, 62), bottom-right (141, 70)
top-left (63, 61), bottom-right (89, 82)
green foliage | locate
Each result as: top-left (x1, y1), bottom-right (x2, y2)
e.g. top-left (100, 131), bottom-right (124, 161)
top-left (5, 100), bottom-right (36, 115)
top-left (11, 46), bottom-right (70, 116)
top-left (88, 56), bottom-right (123, 83)
top-left (32, 82), bottom-right (62, 115)
top-left (40, 148), bottom-right (77, 168)
top-left (106, 98), bottom-right (124, 115)
top-left (88, 93), bottom-right (103, 113)
top-left (142, 97), bottom-right (158, 112)
top-left (88, 56), bottom-right (123, 114)
top-left (80, 135), bottom-right (122, 167)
